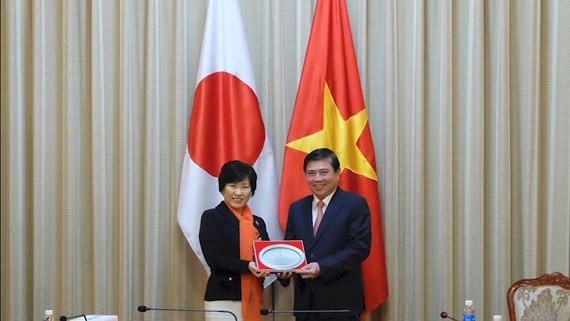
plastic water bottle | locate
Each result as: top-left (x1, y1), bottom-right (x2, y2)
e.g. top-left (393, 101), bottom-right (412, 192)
top-left (43, 310), bottom-right (55, 321)
top-left (463, 300), bottom-right (476, 321)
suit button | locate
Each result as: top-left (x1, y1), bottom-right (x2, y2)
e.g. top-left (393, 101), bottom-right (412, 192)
top-left (228, 277), bottom-right (233, 281)
top-left (310, 254), bottom-right (315, 258)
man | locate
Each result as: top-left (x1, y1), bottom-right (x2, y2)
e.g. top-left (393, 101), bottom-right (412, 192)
top-left (279, 148), bottom-right (371, 321)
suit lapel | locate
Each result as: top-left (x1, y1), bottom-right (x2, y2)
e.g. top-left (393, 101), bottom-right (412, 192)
top-left (300, 197), bottom-right (315, 239)
top-left (216, 202), bottom-right (240, 233)
top-left (313, 189), bottom-right (345, 241)
top-left (293, 196), bottom-right (317, 250)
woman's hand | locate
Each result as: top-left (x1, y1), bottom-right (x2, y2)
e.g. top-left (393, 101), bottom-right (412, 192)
top-left (248, 261), bottom-right (270, 278)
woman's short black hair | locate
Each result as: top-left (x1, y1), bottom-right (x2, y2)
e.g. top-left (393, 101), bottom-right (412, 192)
top-left (218, 160), bottom-right (257, 196)
top-left (303, 148), bottom-right (341, 172)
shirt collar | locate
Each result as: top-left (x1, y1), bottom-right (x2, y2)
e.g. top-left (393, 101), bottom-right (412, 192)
top-left (313, 188), bottom-right (337, 208)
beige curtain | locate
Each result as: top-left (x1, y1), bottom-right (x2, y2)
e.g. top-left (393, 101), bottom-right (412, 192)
top-left (1, 0), bottom-right (569, 321)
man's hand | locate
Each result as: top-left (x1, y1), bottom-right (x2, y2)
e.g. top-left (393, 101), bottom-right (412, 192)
top-left (276, 271), bottom-right (292, 287)
top-left (297, 262), bottom-right (320, 279)
top-left (248, 261), bottom-right (270, 278)
top-left (276, 271), bottom-right (293, 279)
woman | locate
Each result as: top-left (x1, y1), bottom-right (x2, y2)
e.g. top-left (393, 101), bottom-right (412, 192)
top-left (199, 160), bottom-right (270, 321)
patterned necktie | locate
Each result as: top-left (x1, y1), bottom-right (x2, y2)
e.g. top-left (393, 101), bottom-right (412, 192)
top-left (313, 200), bottom-right (325, 235)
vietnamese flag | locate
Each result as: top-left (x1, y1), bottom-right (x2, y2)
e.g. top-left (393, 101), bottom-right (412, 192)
top-left (177, 0), bottom-right (281, 275)
top-left (278, 0), bottom-right (388, 314)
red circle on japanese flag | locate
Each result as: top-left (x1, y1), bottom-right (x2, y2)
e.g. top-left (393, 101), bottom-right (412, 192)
top-left (188, 71), bottom-right (265, 177)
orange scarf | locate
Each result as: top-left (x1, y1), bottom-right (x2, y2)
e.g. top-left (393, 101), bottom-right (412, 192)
top-left (229, 205), bottom-right (263, 321)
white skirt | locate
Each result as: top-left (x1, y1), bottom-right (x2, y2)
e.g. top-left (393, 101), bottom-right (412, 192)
top-left (204, 300), bottom-right (243, 321)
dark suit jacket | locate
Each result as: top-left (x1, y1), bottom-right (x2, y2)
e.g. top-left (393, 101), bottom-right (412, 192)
top-left (199, 201), bottom-right (269, 301)
top-left (284, 188), bottom-right (371, 317)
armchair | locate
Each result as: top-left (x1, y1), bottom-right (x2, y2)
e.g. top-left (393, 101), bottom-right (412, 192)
top-left (507, 271), bottom-right (570, 321)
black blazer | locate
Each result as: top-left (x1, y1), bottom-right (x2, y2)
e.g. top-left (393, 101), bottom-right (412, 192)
top-left (284, 188), bottom-right (371, 316)
top-left (199, 201), bottom-right (269, 301)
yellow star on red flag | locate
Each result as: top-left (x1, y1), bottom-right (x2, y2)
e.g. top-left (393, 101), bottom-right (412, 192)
top-left (286, 83), bottom-right (378, 181)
